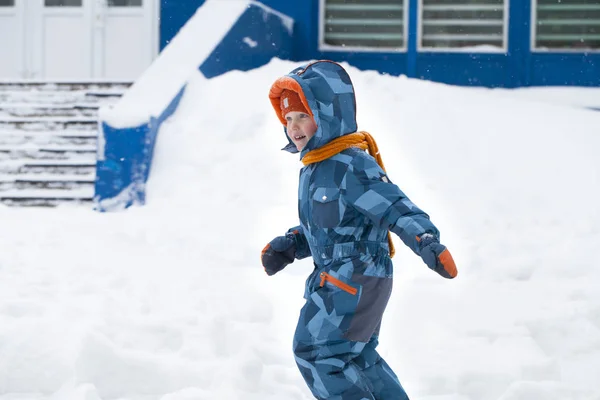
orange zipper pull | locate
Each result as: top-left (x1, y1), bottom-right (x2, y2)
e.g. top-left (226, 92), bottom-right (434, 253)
top-left (319, 272), bottom-right (358, 295)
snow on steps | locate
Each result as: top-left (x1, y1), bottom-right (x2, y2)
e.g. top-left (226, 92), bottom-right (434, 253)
top-left (0, 81), bottom-right (129, 207)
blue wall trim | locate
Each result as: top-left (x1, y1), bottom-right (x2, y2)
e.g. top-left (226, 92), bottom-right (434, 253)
top-left (161, 0), bottom-right (600, 87)
top-left (406, 0), bottom-right (418, 78)
top-left (199, 3), bottom-right (293, 78)
top-left (160, 0), bottom-right (205, 50)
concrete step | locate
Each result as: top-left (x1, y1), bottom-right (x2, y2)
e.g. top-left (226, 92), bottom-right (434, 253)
top-left (0, 197), bottom-right (93, 207)
top-left (0, 103), bottom-right (99, 118)
top-left (0, 186), bottom-right (94, 207)
top-left (0, 91), bottom-right (124, 105)
top-left (0, 130), bottom-right (97, 147)
top-left (0, 117), bottom-right (98, 130)
top-left (0, 173), bottom-right (95, 182)
top-left (0, 144), bottom-right (96, 152)
top-left (0, 149), bottom-right (96, 161)
top-left (1, 159), bottom-right (96, 174)
top-left (0, 129), bottom-right (97, 137)
top-left (0, 81), bottom-right (131, 91)
top-left (0, 136), bottom-right (96, 146)
top-left (0, 81), bottom-right (128, 207)
top-left (0, 179), bottom-right (94, 191)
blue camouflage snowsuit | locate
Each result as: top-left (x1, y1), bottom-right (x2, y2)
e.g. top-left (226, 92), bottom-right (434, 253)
top-left (275, 61), bottom-right (441, 400)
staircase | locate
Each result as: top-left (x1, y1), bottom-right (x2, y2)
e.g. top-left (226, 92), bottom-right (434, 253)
top-left (0, 82), bottom-right (129, 207)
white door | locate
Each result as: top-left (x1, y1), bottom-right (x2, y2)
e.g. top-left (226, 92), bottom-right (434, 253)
top-left (0, 0), bottom-right (25, 79)
top-left (99, 0), bottom-right (156, 80)
top-left (0, 0), bottom-right (156, 80)
top-left (30, 0), bottom-right (94, 80)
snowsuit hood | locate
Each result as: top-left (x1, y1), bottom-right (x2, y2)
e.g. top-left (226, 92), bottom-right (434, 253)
top-left (269, 60), bottom-right (358, 159)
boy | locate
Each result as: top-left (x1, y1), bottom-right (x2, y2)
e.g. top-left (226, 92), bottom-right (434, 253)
top-left (262, 60), bottom-right (457, 400)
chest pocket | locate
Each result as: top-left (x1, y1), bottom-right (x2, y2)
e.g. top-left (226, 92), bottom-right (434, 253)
top-left (312, 187), bottom-right (341, 229)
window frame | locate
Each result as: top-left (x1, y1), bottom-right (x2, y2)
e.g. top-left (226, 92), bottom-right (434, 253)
top-left (417, 0), bottom-right (510, 53)
top-left (531, 0), bottom-right (600, 53)
top-left (318, 0), bottom-right (409, 53)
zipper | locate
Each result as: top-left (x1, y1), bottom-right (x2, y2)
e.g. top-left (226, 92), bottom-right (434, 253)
top-left (296, 60), bottom-right (343, 76)
top-left (294, 60), bottom-right (357, 125)
top-left (319, 272), bottom-right (358, 295)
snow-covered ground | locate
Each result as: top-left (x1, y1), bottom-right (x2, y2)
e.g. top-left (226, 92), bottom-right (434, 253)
top-left (1, 59), bottom-right (600, 400)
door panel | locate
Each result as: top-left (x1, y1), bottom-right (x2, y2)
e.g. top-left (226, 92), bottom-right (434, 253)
top-left (31, 0), bottom-right (93, 79)
top-left (101, 0), bottom-right (154, 80)
top-left (0, 0), bottom-right (25, 79)
top-left (42, 13), bottom-right (92, 79)
top-left (103, 16), bottom-right (147, 78)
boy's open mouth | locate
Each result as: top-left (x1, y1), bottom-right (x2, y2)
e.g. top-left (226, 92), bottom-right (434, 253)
top-left (294, 135), bottom-right (306, 141)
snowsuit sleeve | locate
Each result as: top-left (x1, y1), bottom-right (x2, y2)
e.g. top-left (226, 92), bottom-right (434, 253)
top-left (287, 226), bottom-right (312, 260)
top-left (341, 157), bottom-right (439, 256)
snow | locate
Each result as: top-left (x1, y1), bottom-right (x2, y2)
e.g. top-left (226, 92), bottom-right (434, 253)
top-left (0, 174), bottom-right (95, 182)
top-left (492, 86), bottom-right (600, 109)
top-left (1, 59), bottom-right (600, 400)
top-left (100, 0), bottom-right (249, 128)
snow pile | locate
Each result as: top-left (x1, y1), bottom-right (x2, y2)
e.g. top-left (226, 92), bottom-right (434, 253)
top-left (1, 59), bottom-right (600, 400)
top-left (100, 0), bottom-right (249, 128)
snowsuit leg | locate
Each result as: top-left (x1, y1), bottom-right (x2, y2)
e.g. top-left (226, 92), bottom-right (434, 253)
top-left (353, 332), bottom-right (409, 399)
top-left (292, 267), bottom-right (408, 399)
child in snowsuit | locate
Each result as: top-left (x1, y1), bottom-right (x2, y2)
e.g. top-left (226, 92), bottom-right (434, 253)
top-left (261, 60), bottom-right (458, 400)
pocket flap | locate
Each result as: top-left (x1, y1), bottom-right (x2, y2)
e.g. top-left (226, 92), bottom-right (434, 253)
top-left (313, 187), bottom-right (340, 203)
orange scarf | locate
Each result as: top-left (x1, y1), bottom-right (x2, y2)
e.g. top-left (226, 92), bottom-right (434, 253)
top-left (302, 131), bottom-right (395, 258)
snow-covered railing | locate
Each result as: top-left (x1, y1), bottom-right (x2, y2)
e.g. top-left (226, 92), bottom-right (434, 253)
top-left (94, 0), bottom-right (293, 211)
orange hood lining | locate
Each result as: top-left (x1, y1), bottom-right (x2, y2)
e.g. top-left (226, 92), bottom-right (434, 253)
top-left (268, 76), bottom-right (314, 126)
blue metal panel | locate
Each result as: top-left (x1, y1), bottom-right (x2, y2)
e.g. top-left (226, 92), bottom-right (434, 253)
top-left (530, 54), bottom-right (600, 86)
top-left (315, 52), bottom-right (409, 77)
top-left (414, 1), bottom-right (515, 87)
top-left (261, 0), bottom-right (315, 59)
top-left (407, 0), bottom-right (418, 77)
top-left (199, 3), bottom-right (293, 78)
top-left (158, 0), bottom-right (599, 87)
top-left (507, 0), bottom-right (531, 86)
top-left (160, 0), bottom-right (205, 50)
top-left (416, 53), bottom-right (516, 87)
top-left (94, 87), bottom-right (186, 211)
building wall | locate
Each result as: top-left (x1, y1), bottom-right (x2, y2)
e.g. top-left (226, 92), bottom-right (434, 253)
top-left (159, 0), bottom-right (600, 87)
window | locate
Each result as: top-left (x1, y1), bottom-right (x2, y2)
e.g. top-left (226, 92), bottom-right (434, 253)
top-left (534, 0), bottom-right (600, 50)
top-left (108, 0), bottom-right (142, 6)
top-left (420, 0), bottom-right (507, 51)
top-left (321, 0), bottom-right (407, 50)
top-left (0, 0), bottom-right (15, 6)
top-left (45, 0), bottom-right (82, 6)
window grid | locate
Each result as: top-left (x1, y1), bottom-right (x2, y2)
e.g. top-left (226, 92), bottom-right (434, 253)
top-left (44, 0), bottom-right (82, 6)
top-left (419, 0), bottom-right (508, 52)
top-left (108, 0), bottom-right (142, 6)
top-left (320, 0), bottom-right (408, 52)
top-left (532, 0), bottom-right (600, 51)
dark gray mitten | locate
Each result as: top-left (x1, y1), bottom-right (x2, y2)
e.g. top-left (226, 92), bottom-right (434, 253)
top-left (261, 234), bottom-right (296, 276)
top-left (418, 233), bottom-right (458, 279)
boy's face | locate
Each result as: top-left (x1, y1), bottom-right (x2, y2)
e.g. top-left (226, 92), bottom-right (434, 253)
top-left (285, 111), bottom-right (317, 151)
